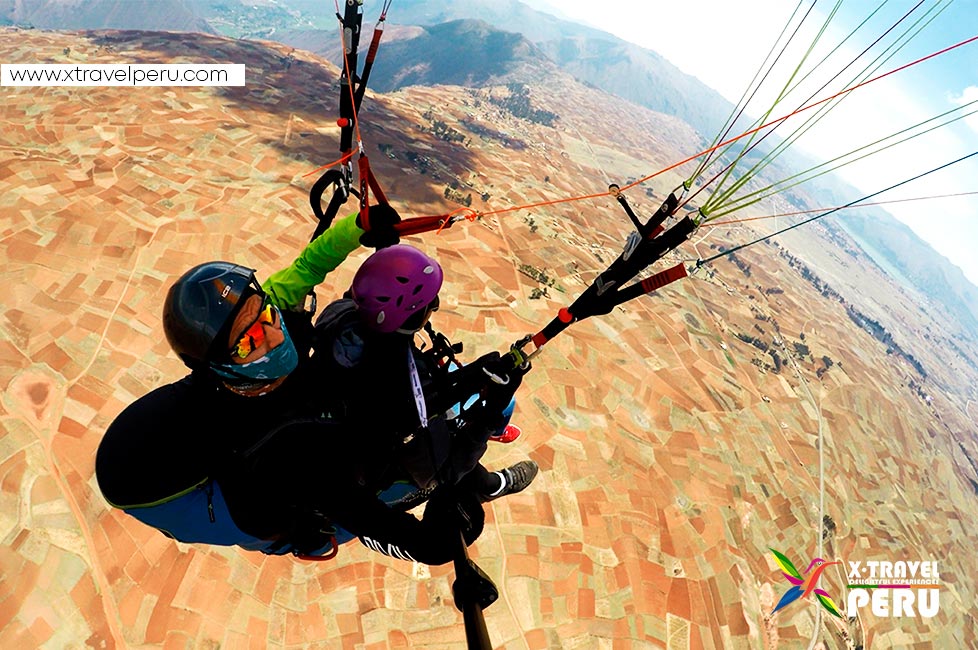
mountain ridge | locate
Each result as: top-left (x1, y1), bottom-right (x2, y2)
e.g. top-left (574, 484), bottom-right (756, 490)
top-left (0, 0), bottom-right (214, 32)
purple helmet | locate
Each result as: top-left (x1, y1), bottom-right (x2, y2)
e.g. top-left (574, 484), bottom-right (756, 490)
top-left (351, 244), bottom-right (444, 333)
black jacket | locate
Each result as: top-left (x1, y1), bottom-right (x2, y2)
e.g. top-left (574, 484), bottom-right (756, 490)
top-left (95, 309), bottom-right (480, 564)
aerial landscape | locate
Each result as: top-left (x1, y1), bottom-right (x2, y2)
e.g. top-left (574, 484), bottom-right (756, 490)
top-left (1, 1), bottom-right (977, 649)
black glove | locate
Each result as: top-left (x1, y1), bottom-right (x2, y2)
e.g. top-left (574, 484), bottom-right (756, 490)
top-left (357, 203), bottom-right (401, 249)
top-left (475, 350), bottom-right (530, 412)
top-left (422, 487), bottom-right (485, 547)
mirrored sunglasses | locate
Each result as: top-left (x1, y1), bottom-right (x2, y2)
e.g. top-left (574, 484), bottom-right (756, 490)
top-left (230, 299), bottom-right (278, 359)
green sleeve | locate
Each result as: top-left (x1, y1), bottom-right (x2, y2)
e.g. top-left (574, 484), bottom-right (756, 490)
top-left (262, 212), bottom-right (363, 310)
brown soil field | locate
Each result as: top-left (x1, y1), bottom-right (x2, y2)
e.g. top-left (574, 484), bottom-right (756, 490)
top-left (2, 28), bottom-right (977, 649)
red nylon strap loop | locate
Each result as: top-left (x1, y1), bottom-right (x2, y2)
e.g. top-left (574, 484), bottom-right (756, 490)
top-left (357, 155), bottom-right (390, 232)
top-left (394, 215), bottom-right (449, 236)
top-left (366, 28), bottom-right (383, 61)
top-left (639, 263), bottom-right (687, 295)
top-left (366, 161), bottom-right (389, 206)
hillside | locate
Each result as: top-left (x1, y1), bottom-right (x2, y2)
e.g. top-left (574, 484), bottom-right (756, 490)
top-left (185, 0), bottom-right (737, 141)
top-left (0, 0), bottom-right (214, 32)
top-left (840, 209), bottom-right (978, 334)
top-left (362, 19), bottom-right (551, 91)
top-left (786, 169), bottom-right (978, 339)
top-left (2, 27), bottom-right (978, 649)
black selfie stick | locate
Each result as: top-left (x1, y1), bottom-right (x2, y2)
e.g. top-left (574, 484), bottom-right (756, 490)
top-left (452, 530), bottom-right (498, 650)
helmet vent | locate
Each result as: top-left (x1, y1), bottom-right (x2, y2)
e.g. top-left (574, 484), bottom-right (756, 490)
top-left (412, 285), bottom-right (423, 295)
top-left (395, 275), bottom-right (410, 284)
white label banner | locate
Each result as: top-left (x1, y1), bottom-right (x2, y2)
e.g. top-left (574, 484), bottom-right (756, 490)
top-left (1, 64), bottom-right (246, 87)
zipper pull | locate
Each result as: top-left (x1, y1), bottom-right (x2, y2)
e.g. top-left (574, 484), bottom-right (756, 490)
top-left (206, 481), bottom-right (216, 523)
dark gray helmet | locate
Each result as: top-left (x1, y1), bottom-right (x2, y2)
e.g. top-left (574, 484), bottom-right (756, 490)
top-left (162, 261), bottom-right (262, 368)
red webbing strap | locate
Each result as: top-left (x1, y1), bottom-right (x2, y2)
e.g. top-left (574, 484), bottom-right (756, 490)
top-left (354, 19), bottom-right (386, 110)
top-left (357, 155), bottom-right (390, 231)
top-left (530, 331), bottom-right (548, 349)
top-left (395, 215), bottom-right (452, 236)
top-left (530, 308), bottom-right (574, 350)
top-left (639, 263), bottom-right (687, 295)
top-left (603, 263), bottom-right (689, 310)
top-left (366, 161), bottom-right (389, 206)
top-left (366, 23), bottom-right (383, 62)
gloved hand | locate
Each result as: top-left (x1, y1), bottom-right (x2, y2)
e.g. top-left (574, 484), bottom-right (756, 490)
top-left (422, 486), bottom-right (485, 547)
top-left (475, 350), bottom-right (530, 412)
top-left (478, 350), bottom-right (531, 384)
top-left (357, 203), bottom-right (401, 249)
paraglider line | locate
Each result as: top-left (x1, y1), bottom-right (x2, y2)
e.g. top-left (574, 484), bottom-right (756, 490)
top-left (696, 150), bottom-right (978, 266)
top-left (704, 191), bottom-right (978, 226)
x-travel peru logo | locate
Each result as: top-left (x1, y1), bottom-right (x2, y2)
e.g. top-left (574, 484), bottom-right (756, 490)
top-left (769, 548), bottom-right (844, 619)
top-left (769, 547), bottom-right (941, 629)
top-left (845, 558), bottom-right (941, 619)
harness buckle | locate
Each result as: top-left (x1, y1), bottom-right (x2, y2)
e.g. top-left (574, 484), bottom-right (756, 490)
top-left (623, 231), bottom-right (642, 261)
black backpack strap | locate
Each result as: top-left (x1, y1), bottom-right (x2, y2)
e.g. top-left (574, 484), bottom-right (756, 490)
top-left (313, 298), bottom-right (360, 333)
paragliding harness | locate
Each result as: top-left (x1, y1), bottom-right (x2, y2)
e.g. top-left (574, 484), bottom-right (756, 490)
top-left (111, 477), bottom-right (295, 553)
top-left (304, 0), bottom-right (524, 500)
top-left (309, 297), bottom-right (516, 490)
top-left (296, 1), bottom-right (483, 568)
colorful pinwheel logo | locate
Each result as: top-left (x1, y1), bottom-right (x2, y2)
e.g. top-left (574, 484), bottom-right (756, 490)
top-left (770, 548), bottom-right (844, 618)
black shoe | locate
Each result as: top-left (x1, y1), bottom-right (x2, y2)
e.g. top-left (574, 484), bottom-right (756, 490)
top-left (484, 460), bottom-right (539, 501)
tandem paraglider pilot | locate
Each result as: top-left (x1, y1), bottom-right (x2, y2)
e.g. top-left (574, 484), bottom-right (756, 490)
top-left (95, 207), bottom-right (538, 564)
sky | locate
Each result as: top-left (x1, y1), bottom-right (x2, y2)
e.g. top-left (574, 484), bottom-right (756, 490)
top-left (525, 0), bottom-right (978, 286)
